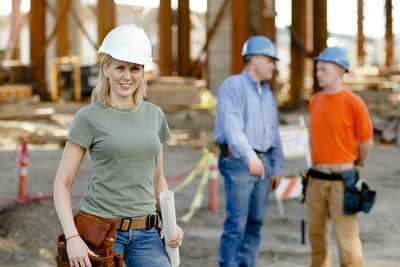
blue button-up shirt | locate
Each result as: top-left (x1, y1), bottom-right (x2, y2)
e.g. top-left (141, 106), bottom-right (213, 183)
top-left (214, 70), bottom-right (284, 175)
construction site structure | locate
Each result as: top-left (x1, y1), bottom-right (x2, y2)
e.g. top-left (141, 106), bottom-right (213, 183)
top-left (0, 0), bottom-right (398, 114)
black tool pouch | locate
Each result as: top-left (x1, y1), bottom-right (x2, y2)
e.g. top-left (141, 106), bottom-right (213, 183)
top-left (341, 169), bottom-right (376, 215)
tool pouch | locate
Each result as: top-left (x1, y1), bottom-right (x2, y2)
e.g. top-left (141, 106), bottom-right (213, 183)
top-left (74, 210), bottom-right (116, 256)
top-left (341, 169), bottom-right (376, 215)
top-left (56, 211), bottom-right (123, 267)
top-left (56, 234), bottom-right (123, 267)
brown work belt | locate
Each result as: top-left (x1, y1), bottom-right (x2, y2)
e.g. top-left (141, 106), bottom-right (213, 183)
top-left (115, 213), bottom-right (160, 231)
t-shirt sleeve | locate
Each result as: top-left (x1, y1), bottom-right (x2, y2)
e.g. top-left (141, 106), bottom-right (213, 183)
top-left (157, 108), bottom-right (172, 143)
top-left (66, 108), bottom-right (94, 149)
top-left (354, 97), bottom-right (373, 143)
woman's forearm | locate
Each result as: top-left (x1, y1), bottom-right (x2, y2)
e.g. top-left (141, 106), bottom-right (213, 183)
top-left (53, 141), bottom-right (86, 238)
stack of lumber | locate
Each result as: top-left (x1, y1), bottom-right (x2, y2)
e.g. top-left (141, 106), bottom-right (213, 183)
top-left (0, 84), bottom-right (33, 102)
top-left (343, 75), bottom-right (384, 91)
top-left (146, 76), bottom-right (215, 132)
top-left (146, 76), bottom-right (205, 111)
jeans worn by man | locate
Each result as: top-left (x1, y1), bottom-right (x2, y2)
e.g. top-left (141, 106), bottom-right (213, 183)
top-left (218, 154), bottom-right (272, 266)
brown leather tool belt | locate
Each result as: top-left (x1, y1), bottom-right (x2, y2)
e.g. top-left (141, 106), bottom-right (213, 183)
top-left (115, 213), bottom-right (159, 231)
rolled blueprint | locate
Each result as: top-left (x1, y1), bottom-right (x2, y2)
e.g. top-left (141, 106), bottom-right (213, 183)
top-left (160, 190), bottom-right (180, 267)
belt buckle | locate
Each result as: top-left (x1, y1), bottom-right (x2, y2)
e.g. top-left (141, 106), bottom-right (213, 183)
top-left (146, 215), bottom-right (155, 230)
top-left (120, 218), bottom-right (132, 231)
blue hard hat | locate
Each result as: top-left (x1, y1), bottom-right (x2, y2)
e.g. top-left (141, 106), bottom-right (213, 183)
top-left (242, 35), bottom-right (279, 61)
top-left (314, 47), bottom-right (349, 72)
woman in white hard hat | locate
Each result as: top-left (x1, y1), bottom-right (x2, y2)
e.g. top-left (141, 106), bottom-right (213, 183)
top-left (54, 24), bottom-right (183, 267)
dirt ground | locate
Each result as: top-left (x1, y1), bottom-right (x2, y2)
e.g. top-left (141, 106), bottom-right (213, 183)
top-left (0, 101), bottom-right (400, 267)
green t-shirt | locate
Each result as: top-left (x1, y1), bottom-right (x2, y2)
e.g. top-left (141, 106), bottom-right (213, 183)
top-left (66, 101), bottom-right (171, 219)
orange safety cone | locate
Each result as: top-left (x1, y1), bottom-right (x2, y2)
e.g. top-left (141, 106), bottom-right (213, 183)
top-left (208, 154), bottom-right (219, 212)
top-left (18, 140), bottom-right (29, 198)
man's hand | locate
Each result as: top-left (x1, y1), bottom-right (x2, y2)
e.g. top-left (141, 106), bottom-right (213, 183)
top-left (248, 157), bottom-right (265, 180)
top-left (355, 164), bottom-right (364, 178)
top-left (270, 174), bottom-right (280, 191)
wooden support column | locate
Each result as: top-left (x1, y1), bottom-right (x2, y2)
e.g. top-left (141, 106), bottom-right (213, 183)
top-left (313, 0), bottom-right (327, 93)
top-left (357, 0), bottom-right (364, 67)
top-left (385, 0), bottom-right (393, 67)
top-left (56, 0), bottom-right (69, 57)
top-left (178, 0), bottom-right (190, 76)
top-left (259, 0), bottom-right (277, 94)
top-left (159, 0), bottom-right (173, 76)
top-left (259, 0), bottom-right (276, 42)
top-left (231, 0), bottom-right (249, 74)
top-left (30, 0), bottom-right (47, 98)
top-left (289, 0), bottom-right (307, 109)
top-left (97, 0), bottom-right (115, 47)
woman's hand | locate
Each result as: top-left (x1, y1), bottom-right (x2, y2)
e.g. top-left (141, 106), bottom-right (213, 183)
top-left (66, 235), bottom-right (97, 267)
top-left (161, 225), bottom-right (184, 248)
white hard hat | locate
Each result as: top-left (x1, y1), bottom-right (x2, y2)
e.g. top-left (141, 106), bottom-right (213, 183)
top-left (98, 24), bottom-right (153, 67)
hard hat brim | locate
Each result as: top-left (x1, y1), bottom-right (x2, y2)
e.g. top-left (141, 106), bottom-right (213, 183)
top-left (313, 57), bottom-right (349, 73)
top-left (98, 49), bottom-right (153, 67)
top-left (243, 53), bottom-right (280, 61)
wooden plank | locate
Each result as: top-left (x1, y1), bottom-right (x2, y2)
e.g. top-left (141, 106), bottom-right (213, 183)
top-left (32, 0), bottom-right (73, 66)
top-left (385, 0), bottom-right (393, 66)
top-left (56, 0), bottom-right (69, 57)
top-left (357, 0), bottom-right (364, 66)
top-left (47, 2), bottom-right (97, 51)
top-left (178, 0), bottom-right (191, 76)
top-left (259, 0), bottom-right (275, 43)
top-left (0, 84), bottom-right (33, 102)
top-left (159, 0), bottom-right (173, 76)
top-left (146, 77), bottom-right (202, 107)
top-left (231, 0), bottom-right (249, 74)
top-left (30, 0), bottom-right (46, 98)
top-left (97, 0), bottom-right (115, 47)
top-left (193, 0), bottom-right (230, 63)
top-left (259, 0), bottom-right (277, 94)
top-left (289, 0), bottom-right (307, 109)
top-left (5, 0), bottom-right (24, 60)
top-left (312, 0), bottom-right (327, 93)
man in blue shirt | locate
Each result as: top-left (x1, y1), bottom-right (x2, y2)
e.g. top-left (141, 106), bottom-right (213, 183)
top-left (214, 35), bottom-right (284, 267)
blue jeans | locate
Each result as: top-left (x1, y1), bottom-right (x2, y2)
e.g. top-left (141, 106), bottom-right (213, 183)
top-left (113, 227), bottom-right (170, 267)
top-left (218, 154), bottom-right (272, 267)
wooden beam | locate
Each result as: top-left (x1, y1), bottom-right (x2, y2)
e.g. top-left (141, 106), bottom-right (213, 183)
top-left (70, 5), bottom-right (97, 51)
top-left (385, 0), bottom-right (393, 67)
top-left (30, 0), bottom-right (46, 98)
top-left (47, 3), bottom-right (97, 53)
top-left (313, 0), bottom-right (327, 93)
top-left (178, 0), bottom-right (191, 76)
top-left (259, 0), bottom-right (277, 94)
top-left (289, 0), bottom-right (307, 109)
top-left (159, 0), bottom-right (173, 76)
top-left (231, 0), bottom-right (249, 74)
top-left (32, 0), bottom-right (73, 65)
top-left (259, 0), bottom-right (275, 43)
top-left (357, 0), bottom-right (364, 66)
top-left (56, 0), bottom-right (69, 57)
top-left (197, 0), bottom-right (230, 59)
top-left (5, 0), bottom-right (24, 60)
top-left (97, 0), bottom-right (115, 47)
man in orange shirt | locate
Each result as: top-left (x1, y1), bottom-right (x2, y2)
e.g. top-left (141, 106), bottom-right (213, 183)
top-left (307, 47), bottom-right (373, 267)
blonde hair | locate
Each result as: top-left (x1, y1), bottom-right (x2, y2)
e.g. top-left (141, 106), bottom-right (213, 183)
top-left (91, 54), bottom-right (147, 106)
